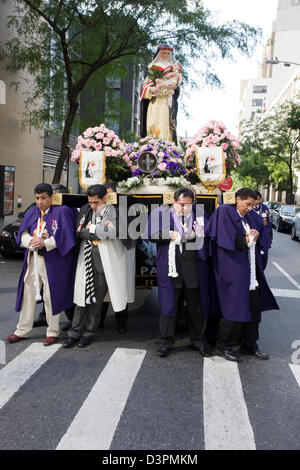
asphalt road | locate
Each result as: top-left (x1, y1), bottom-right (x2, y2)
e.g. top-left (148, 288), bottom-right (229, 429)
top-left (0, 229), bottom-right (299, 452)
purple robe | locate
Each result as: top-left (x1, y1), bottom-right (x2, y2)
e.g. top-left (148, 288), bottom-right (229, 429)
top-left (205, 204), bottom-right (279, 323)
top-left (250, 204), bottom-right (272, 251)
top-left (146, 205), bottom-right (210, 318)
top-left (15, 205), bottom-right (77, 315)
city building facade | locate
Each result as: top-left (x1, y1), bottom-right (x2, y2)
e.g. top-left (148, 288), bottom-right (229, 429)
top-left (238, 0), bottom-right (300, 204)
top-left (0, 1), bottom-right (44, 223)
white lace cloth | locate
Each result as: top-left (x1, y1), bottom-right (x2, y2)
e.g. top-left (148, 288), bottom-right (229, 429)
top-left (241, 220), bottom-right (258, 291)
top-left (30, 217), bottom-right (46, 301)
top-left (168, 231), bottom-right (181, 278)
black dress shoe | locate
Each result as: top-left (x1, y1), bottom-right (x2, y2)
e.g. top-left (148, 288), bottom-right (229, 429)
top-left (158, 344), bottom-right (172, 358)
top-left (63, 337), bottom-right (78, 348)
top-left (216, 348), bottom-right (241, 362)
top-left (78, 337), bottom-right (92, 348)
top-left (253, 350), bottom-right (269, 360)
top-left (116, 324), bottom-right (127, 334)
top-left (198, 347), bottom-right (212, 358)
top-left (241, 348), bottom-right (269, 360)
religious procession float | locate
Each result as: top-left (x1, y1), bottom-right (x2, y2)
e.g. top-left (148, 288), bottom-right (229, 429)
top-left (53, 45), bottom-right (241, 288)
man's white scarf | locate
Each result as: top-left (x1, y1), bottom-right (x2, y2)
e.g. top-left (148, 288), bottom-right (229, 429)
top-left (241, 219), bottom-right (259, 291)
top-left (168, 231), bottom-right (181, 278)
top-left (168, 213), bottom-right (204, 278)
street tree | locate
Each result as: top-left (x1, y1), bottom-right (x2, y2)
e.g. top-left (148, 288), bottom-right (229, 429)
top-left (233, 142), bottom-right (270, 190)
top-left (0, 0), bottom-right (259, 183)
top-left (240, 98), bottom-right (300, 202)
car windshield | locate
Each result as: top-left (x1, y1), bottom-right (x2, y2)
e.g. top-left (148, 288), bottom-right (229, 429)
top-left (281, 206), bottom-right (295, 215)
top-left (268, 203), bottom-right (280, 209)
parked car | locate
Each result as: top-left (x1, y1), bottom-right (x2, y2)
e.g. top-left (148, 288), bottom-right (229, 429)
top-left (0, 203), bottom-right (35, 257)
top-left (266, 201), bottom-right (281, 217)
top-left (291, 209), bottom-right (300, 241)
top-left (272, 205), bottom-right (300, 233)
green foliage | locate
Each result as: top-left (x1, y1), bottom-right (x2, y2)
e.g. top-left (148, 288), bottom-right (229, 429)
top-left (234, 140), bottom-right (269, 189)
top-left (148, 66), bottom-right (165, 83)
top-left (1, 0), bottom-right (260, 182)
top-left (105, 156), bottom-right (131, 182)
top-left (286, 102), bottom-right (300, 131)
top-left (240, 97), bottom-right (300, 194)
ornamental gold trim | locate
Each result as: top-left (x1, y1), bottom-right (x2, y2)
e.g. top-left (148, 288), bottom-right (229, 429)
top-left (223, 191), bottom-right (236, 205)
top-left (163, 192), bottom-right (174, 205)
top-left (52, 193), bottom-right (63, 205)
top-left (106, 192), bottom-right (117, 205)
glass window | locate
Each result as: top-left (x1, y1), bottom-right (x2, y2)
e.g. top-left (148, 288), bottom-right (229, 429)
top-left (252, 99), bottom-right (263, 107)
top-left (253, 85), bottom-right (267, 93)
top-left (281, 206), bottom-right (296, 215)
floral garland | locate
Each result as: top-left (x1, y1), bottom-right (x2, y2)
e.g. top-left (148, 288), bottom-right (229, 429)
top-left (117, 176), bottom-right (144, 191)
top-left (184, 120), bottom-right (242, 175)
top-left (122, 136), bottom-right (187, 180)
top-left (71, 124), bottom-right (125, 162)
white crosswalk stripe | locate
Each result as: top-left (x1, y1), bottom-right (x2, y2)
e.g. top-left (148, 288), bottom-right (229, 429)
top-left (0, 343), bottom-right (298, 450)
top-left (56, 348), bottom-right (147, 450)
top-left (272, 262), bottom-right (300, 290)
top-left (203, 357), bottom-right (256, 450)
top-left (0, 342), bottom-right (61, 409)
top-left (271, 289), bottom-right (300, 298)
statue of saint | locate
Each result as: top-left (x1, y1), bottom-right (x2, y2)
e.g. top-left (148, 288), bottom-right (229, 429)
top-left (140, 45), bottom-right (182, 144)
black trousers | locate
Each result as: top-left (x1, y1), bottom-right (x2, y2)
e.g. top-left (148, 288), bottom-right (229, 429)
top-left (217, 288), bottom-right (261, 352)
top-left (68, 270), bottom-right (108, 339)
top-left (261, 251), bottom-right (269, 271)
top-left (99, 302), bottom-right (128, 328)
top-left (159, 285), bottom-right (206, 348)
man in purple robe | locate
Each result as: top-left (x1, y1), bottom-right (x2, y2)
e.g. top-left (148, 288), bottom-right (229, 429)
top-left (252, 191), bottom-right (273, 270)
top-left (146, 187), bottom-right (211, 358)
top-left (32, 183), bottom-right (78, 329)
top-left (5, 183), bottom-right (77, 346)
top-left (205, 187), bottom-right (279, 362)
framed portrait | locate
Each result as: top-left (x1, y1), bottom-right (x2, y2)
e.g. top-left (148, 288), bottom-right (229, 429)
top-left (195, 147), bottom-right (226, 191)
top-left (79, 151), bottom-right (106, 189)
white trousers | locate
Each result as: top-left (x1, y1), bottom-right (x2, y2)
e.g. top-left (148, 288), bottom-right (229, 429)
top-left (15, 252), bottom-right (60, 338)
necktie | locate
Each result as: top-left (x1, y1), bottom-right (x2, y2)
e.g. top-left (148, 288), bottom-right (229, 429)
top-left (39, 211), bottom-right (46, 235)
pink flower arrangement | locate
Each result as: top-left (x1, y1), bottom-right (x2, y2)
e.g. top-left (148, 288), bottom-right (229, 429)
top-left (185, 120), bottom-right (242, 172)
top-left (123, 136), bottom-right (187, 178)
top-left (71, 124), bottom-right (125, 162)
